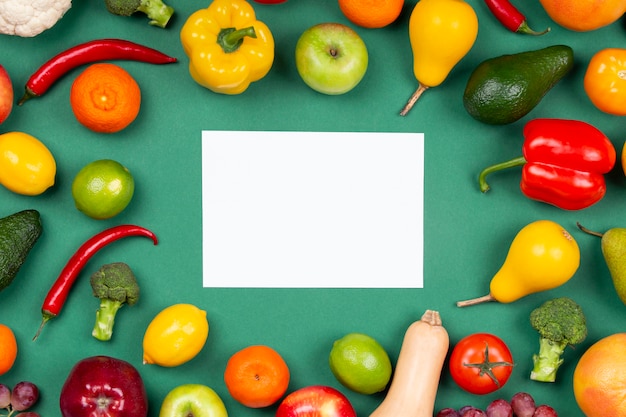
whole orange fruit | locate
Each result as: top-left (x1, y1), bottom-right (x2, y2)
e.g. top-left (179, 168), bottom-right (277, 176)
top-left (70, 63), bottom-right (141, 133)
top-left (573, 333), bottom-right (626, 416)
top-left (224, 345), bottom-right (290, 408)
top-left (338, 0), bottom-right (404, 29)
top-left (538, 0), bottom-right (626, 31)
top-left (622, 142), bottom-right (626, 176)
top-left (0, 324), bottom-right (17, 376)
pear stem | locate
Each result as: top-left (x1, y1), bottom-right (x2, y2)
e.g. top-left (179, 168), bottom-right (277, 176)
top-left (456, 294), bottom-right (497, 307)
top-left (400, 83), bottom-right (429, 116)
top-left (576, 222), bottom-right (604, 238)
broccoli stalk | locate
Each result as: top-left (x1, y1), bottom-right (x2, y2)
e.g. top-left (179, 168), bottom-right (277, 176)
top-left (529, 297), bottom-right (587, 382)
top-left (90, 262), bottom-right (140, 341)
top-left (104, 0), bottom-right (174, 28)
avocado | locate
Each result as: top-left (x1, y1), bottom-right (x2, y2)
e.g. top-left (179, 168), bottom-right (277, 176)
top-left (0, 209), bottom-right (43, 292)
top-left (463, 45), bottom-right (574, 125)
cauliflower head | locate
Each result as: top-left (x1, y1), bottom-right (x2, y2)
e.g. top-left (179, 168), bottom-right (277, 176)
top-left (0, 0), bottom-right (72, 37)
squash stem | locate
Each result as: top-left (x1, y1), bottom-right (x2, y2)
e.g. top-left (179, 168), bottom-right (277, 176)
top-left (421, 309), bottom-right (442, 326)
top-left (400, 83), bottom-right (428, 116)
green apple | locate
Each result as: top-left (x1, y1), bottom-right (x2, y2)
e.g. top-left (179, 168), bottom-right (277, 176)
top-left (159, 384), bottom-right (228, 417)
top-left (295, 23), bottom-right (368, 95)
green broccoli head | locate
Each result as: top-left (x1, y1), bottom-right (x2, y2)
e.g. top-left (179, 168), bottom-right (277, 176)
top-left (529, 297), bottom-right (587, 383)
top-left (530, 297), bottom-right (587, 345)
top-left (90, 262), bottom-right (140, 341)
top-left (91, 262), bottom-right (139, 305)
top-left (104, 0), bottom-right (174, 28)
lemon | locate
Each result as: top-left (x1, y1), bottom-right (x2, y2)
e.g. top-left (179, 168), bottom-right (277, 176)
top-left (0, 131), bottom-right (56, 196)
top-left (329, 332), bottom-right (392, 395)
top-left (143, 303), bottom-right (209, 367)
top-left (72, 159), bottom-right (134, 220)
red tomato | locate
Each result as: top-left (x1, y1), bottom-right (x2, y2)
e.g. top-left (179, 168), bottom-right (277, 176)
top-left (449, 333), bottom-right (514, 395)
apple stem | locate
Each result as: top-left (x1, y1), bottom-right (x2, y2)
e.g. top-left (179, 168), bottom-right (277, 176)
top-left (400, 83), bottom-right (429, 116)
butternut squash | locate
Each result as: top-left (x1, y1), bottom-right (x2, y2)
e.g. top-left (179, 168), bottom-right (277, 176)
top-left (369, 310), bottom-right (449, 417)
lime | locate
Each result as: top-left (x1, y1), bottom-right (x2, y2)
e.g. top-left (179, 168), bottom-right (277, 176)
top-left (329, 332), bottom-right (392, 395)
top-left (72, 159), bottom-right (134, 220)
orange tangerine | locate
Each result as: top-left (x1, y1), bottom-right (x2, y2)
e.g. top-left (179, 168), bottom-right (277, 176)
top-left (70, 63), bottom-right (141, 133)
top-left (338, 0), bottom-right (404, 28)
top-left (0, 324), bottom-right (17, 376)
top-left (224, 345), bottom-right (290, 408)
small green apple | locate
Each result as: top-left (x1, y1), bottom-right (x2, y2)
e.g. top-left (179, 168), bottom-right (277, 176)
top-left (159, 384), bottom-right (228, 417)
top-left (295, 23), bottom-right (368, 95)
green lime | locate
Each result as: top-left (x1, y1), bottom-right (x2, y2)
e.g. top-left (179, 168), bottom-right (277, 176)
top-left (72, 159), bottom-right (134, 220)
top-left (329, 332), bottom-right (392, 395)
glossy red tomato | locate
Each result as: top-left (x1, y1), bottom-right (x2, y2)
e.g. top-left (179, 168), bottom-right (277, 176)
top-left (449, 333), bottom-right (514, 395)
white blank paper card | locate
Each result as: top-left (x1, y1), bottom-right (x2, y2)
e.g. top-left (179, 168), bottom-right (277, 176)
top-left (202, 130), bottom-right (424, 288)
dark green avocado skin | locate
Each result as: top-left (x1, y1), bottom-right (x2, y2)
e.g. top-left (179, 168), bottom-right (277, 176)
top-left (0, 209), bottom-right (43, 292)
top-left (463, 45), bottom-right (574, 125)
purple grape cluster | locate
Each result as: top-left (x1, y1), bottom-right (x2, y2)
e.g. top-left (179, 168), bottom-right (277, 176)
top-left (436, 392), bottom-right (558, 417)
top-left (0, 382), bottom-right (40, 417)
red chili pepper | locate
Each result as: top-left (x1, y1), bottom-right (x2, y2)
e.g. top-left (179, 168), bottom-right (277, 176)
top-left (18, 39), bottom-right (177, 106)
top-left (33, 225), bottom-right (158, 341)
top-left (478, 119), bottom-right (616, 211)
top-left (483, 0), bottom-right (550, 35)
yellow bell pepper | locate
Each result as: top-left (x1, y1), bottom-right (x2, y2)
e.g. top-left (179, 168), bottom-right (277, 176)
top-left (180, 0), bottom-right (275, 95)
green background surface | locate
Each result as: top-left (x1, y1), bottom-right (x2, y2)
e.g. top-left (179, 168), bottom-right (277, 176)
top-left (1, 0), bottom-right (625, 415)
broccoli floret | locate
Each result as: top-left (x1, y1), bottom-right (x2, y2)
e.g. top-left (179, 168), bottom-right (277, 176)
top-left (90, 262), bottom-right (140, 341)
top-left (529, 297), bottom-right (587, 382)
top-left (104, 0), bottom-right (174, 28)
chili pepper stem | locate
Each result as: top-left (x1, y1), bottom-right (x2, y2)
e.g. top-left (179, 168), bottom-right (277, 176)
top-left (400, 83), bottom-right (429, 116)
top-left (17, 88), bottom-right (37, 106)
top-left (32, 312), bottom-right (55, 341)
top-left (517, 21), bottom-right (550, 35)
top-left (478, 156), bottom-right (527, 192)
top-left (456, 294), bottom-right (497, 307)
top-left (576, 222), bottom-right (604, 238)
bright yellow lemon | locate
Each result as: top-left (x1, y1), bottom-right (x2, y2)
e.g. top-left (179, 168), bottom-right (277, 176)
top-left (143, 303), bottom-right (209, 367)
top-left (0, 131), bottom-right (56, 196)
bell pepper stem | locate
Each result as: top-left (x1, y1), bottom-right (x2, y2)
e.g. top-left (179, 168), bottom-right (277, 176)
top-left (478, 156), bottom-right (527, 193)
top-left (218, 26), bottom-right (257, 53)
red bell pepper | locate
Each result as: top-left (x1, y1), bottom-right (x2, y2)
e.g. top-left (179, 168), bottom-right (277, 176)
top-left (478, 118), bottom-right (616, 210)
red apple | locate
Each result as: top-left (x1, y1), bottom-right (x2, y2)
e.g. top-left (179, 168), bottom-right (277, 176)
top-left (0, 64), bottom-right (13, 124)
top-left (276, 385), bottom-right (356, 417)
top-left (60, 355), bottom-right (148, 417)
